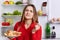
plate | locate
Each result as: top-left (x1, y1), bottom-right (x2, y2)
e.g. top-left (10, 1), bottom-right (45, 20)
top-left (4, 34), bottom-right (21, 38)
top-left (4, 31), bottom-right (22, 38)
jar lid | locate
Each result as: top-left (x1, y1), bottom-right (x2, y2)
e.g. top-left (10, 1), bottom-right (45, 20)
top-left (52, 26), bottom-right (55, 29)
top-left (42, 2), bottom-right (47, 7)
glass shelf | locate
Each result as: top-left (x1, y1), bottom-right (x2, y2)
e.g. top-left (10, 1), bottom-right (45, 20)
top-left (2, 15), bottom-right (22, 18)
top-left (38, 13), bottom-right (48, 16)
top-left (38, 15), bottom-right (48, 17)
top-left (2, 4), bottom-right (28, 6)
top-left (2, 26), bottom-right (13, 27)
top-left (49, 21), bottom-right (60, 24)
top-left (2, 15), bottom-right (48, 18)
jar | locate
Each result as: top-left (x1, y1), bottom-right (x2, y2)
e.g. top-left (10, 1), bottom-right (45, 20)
top-left (22, 0), bottom-right (29, 4)
top-left (41, 2), bottom-right (47, 14)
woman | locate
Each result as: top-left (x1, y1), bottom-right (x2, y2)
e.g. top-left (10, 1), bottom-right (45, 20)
top-left (10, 4), bottom-right (42, 40)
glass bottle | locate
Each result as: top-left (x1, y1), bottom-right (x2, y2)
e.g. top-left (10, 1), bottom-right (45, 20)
top-left (51, 26), bottom-right (56, 38)
top-left (45, 23), bottom-right (50, 38)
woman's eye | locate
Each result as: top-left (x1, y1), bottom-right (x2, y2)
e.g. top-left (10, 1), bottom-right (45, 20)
top-left (30, 10), bottom-right (33, 13)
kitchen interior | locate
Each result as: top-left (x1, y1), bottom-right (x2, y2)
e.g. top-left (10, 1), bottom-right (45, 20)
top-left (0, 0), bottom-right (60, 40)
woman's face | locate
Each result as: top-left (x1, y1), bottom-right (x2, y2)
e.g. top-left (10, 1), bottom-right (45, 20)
top-left (24, 6), bottom-right (34, 20)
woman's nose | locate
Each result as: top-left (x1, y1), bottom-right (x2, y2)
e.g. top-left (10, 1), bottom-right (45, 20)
top-left (27, 11), bottom-right (30, 14)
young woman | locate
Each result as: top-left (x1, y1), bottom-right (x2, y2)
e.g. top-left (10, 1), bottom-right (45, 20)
top-left (10, 4), bottom-right (42, 40)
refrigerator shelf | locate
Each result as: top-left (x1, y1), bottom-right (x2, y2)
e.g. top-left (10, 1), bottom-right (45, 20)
top-left (2, 26), bottom-right (13, 27)
top-left (2, 4), bottom-right (28, 6)
top-left (2, 15), bottom-right (22, 18)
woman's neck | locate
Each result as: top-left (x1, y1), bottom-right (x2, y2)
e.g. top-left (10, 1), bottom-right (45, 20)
top-left (25, 19), bottom-right (32, 25)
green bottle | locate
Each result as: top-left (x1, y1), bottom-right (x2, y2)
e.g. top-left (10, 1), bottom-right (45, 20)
top-left (45, 23), bottom-right (50, 38)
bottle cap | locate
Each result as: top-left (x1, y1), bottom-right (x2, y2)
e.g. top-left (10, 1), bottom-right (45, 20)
top-left (42, 2), bottom-right (47, 7)
top-left (52, 26), bottom-right (55, 29)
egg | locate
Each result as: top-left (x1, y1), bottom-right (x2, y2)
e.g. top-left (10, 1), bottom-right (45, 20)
top-left (57, 18), bottom-right (60, 22)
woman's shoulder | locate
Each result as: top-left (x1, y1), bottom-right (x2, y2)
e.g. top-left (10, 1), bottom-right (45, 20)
top-left (15, 21), bottom-right (21, 25)
top-left (16, 21), bottom-right (21, 24)
top-left (15, 21), bottom-right (24, 26)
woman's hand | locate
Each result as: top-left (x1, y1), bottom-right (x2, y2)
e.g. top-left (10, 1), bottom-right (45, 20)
top-left (32, 24), bottom-right (40, 34)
